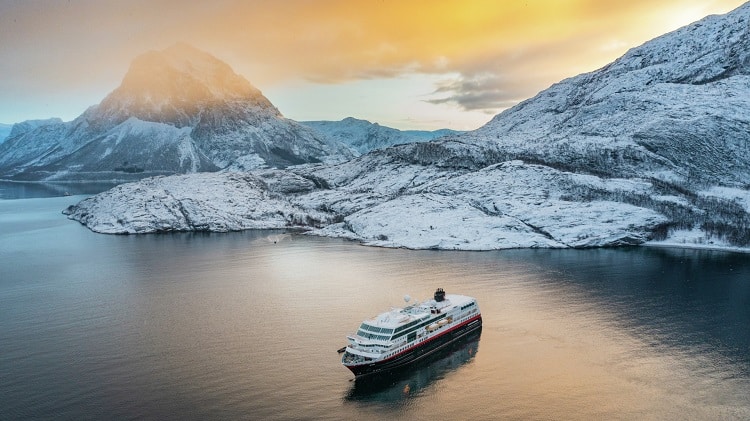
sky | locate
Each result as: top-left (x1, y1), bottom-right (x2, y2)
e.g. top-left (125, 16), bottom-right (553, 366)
top-left (0, 0), bottom-right (746, 131)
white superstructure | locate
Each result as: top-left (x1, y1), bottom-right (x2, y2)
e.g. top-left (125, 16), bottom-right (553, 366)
top-left (342, 288), bottom-right (482, 376)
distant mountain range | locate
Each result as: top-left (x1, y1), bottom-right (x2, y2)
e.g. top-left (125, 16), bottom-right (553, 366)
top-left (61, 2), bottom-right (750, 250)
top-left (301, 117), bottom-right (460, 155)
top-left (0, 44), bottom-right (354, 181)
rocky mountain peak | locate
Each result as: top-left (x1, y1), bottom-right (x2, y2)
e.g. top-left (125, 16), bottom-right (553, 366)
top-left (0, 44), bottom-right (353, 180)
top-left (89, 43), bottom-right (279, 128)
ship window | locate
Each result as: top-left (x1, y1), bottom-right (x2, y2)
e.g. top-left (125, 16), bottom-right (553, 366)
top-left (395, 319), bottom-right (419, 333)
top-left (359, 324), bottom-right (395, 335)
top-left (356, 329), bottom-right (390, 341)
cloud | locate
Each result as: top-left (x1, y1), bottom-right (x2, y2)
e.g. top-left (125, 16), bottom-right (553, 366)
top-left (0, 0), bottom-right (746, 123)
top-left (421, 0), bottom-right (748, 113)
top-left (427, 74), bottom-right (524, 112)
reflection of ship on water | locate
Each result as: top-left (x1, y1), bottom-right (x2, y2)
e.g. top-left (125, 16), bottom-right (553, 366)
top-left (345, 328), bottom-right (481, 403)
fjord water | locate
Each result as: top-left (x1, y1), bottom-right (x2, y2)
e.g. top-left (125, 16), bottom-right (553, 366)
top-left (1, 194), bottom-right (749, 420)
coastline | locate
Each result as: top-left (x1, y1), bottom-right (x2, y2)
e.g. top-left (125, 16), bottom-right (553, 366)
top-left (3, 193), bottom-right (748, 254)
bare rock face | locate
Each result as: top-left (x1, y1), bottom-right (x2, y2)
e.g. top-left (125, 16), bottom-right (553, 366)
top-left (0, 44), bottom-right (353, 181)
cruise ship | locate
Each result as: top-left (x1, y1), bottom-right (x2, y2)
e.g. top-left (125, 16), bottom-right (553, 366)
top-left (341, 288), bottom-right (482, 377)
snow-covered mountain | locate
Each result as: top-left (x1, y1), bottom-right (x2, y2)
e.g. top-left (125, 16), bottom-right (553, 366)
top-left (461, 4), bottom-right (750, 187)
top-left (301, 117), bottom-right (461, 154)
top-left (7, 118), bottom-right (62, 139)
top-left (0, 44), bottom-right (353, 181)
top-left (0, 118), bottom-right (61, 148)
top-left (66, 4), bottom-right (750, 250)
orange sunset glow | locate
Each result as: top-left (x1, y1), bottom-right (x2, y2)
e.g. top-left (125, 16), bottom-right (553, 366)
top-left (0, 0), bottom-right (746, 129)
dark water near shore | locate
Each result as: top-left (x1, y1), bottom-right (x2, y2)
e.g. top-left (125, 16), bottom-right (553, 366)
top-left (1, 194), bottom-right (749, 420)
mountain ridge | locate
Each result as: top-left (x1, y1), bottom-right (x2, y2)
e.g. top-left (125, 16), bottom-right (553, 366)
top-left (465, 2), bottom-right (750, 186)
top-left (301, 117), bottom-right (462, 154)
top-left (0, 44), bottom-right (352, 181)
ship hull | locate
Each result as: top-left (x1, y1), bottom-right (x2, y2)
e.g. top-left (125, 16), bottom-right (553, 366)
top-left (344, 315), bottom-right (482, 377)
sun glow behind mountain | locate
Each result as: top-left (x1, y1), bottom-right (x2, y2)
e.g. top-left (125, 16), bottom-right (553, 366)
top-left (0, 0), bottom-right (745, 129)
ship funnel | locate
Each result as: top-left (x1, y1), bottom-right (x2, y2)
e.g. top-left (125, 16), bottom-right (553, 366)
top-left (434, 288), bottom-right (445, 302)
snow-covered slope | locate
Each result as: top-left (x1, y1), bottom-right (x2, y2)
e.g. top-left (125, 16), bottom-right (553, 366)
top-left (0, 118), bottom-right (63, 160)
top-left (301, 117), bottom-right (461, 154)
top-left (464, 3), bottom-right (750, 186)
top-left (63, 171), bottom-right (332, 233)
top-left (64, 157), bottom-right (668, 249)
top-left (66, 4), bottom-right (750, 250)
top-left (0, 44), bottom-right (353, 181)
top-left (1, 120), bottom-right (55, 145)
top-left (7, 118), bottom-right (63, 139)
top-left (0, 119), bottom-right (70, 179)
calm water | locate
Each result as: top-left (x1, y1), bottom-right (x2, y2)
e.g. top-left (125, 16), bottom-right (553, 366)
top-left (1, 194), bottom-right (749, 420)
top-left (0, 181), bottom-right (120, 200)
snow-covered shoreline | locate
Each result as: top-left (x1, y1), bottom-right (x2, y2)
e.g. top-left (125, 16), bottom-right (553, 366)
top-left (58, 180), bottom-right (750, 254)
top-left (645, 229), bottom-right (750, 254)
top-left (57, 166), bottom-right (712, 251)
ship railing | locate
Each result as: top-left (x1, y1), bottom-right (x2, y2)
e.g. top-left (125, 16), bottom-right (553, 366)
top-left (346, 345), bottom-right (387, 356)
top-left (347, 334), bottom-right (392, 346)
top-left (349, 344), bottom-right (389, 354)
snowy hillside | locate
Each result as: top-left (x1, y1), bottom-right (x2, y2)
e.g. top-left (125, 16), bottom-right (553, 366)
top-left (7, 118), bottom-right (63, 139)
top-left (64, 171), bottom-right (332, 233)
top-left (302, 117), bottom-right (461, 154)
top-left (0, 118), bottom-right (61, 147)
top-left (0, 44), bottom-right (353, 181)
top-left (66, 4), bottom-right (750, 251)
top-left (64, 158), bottom-right (668, 249)
top-left (465, 3), bottom-right (750, 186)
top-left (0, 123), bottom-right (15, 144)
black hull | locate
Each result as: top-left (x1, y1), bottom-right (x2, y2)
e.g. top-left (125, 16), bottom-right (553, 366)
top-left (345, 316), bottom-right (482, 377)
